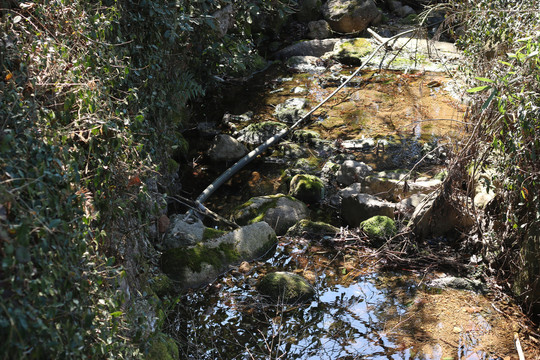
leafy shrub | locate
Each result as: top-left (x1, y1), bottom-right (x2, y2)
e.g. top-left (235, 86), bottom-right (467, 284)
top-left (1, 0), bottom-right (296, 357)
top-left (452, 0), bottom-right (540, 316)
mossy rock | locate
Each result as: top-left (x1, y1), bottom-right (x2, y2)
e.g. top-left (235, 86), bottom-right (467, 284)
top-left (147, 333), bottom-right (179, 360)
top-left (161, 242), bottom-right (240, 282)
top-left (286, 219), bottom-right (338, 239)
top-left (289, 174), bottom-right (325, 204)
top-left (333, 38), bottom-right (374, 65)
top-left (360, 215), bottom-right (396, 239)
top-left (233, 194), bottom-right (309, 235)
top-left (203, 227), bottom-right (227, 241)
top-left (257, 271), bottom-right (315, 303)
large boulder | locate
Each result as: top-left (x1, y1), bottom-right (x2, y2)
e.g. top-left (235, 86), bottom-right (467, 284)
top-left (207, 134), bottom-right (248, 162)
top-left (161, 222), bottom-right (277, 289)
top-left (237, 121), bottom-right (288, 145)
top-left (274, 98), bottom-right (308, 123)
top-left (336, 159), bottom-right (373, 186)
top-left (274, 38), bottom-right (341, 59)
top-left (341, 193), bottom-right (395, 227)
top-left (233, 194), bottom-right (310, 235)
top-left (408, 190), bottom-right (474, 238)
top-left (257, 271), bottom-right (315, 303)
top-left (322, 0), bottom-right (381, 34)
top-left (289, 174), bottom-right (325, 204)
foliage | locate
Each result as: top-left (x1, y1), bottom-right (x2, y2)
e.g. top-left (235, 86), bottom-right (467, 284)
top-left (452, 0), bottom-right (540, 315)
top-left (0, 0), bottom-right (295, 358)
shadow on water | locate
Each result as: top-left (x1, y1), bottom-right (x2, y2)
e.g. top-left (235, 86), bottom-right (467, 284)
top-left (170, 238), bottom-right (511, 360)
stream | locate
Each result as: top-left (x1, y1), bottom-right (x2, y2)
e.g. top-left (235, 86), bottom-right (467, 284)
top-left (170, 51), bottom-right (523, 359)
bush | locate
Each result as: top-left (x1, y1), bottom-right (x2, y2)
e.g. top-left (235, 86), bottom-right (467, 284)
top-left (452, 0), bottom-right (540, 317)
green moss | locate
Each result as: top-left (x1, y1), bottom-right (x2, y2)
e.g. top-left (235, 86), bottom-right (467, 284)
top-left (434, 170), bottom-right (447, 181)
top-left (161, 242), bottom-right (240, 280)
top-left (257, 272), bottom-right (315, 303)
top-left (290, 174), bottom-right (324, 203)
top-left (167, 158), bottom-right (179, 173)
top-left (360, 216), bottom-right (397, 239)
top-left (336, 38), bottom-right (374, 58)
top-left (203, 227), bottom-right (227, 241)
top-left (147, 333), bottom-right (179, 360)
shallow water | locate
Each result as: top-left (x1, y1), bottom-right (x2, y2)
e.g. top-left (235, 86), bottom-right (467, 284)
top-left (171, 238), bottom-right (518, 359)
top-left (173, 62), bottom-right (520, 359)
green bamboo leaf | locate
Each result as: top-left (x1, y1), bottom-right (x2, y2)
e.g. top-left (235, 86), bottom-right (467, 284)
top-left (474, 77), bottom-right (494, 83)
top-left (467, 85), bottom-right (490, 93)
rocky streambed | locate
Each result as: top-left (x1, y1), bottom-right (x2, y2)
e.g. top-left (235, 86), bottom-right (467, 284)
top-left (157, 34), bottom-right (534, 359)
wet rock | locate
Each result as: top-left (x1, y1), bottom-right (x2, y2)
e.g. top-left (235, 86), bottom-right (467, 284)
top-left (321, 160), bottom-right (341, 183)
top-left (307, 20), bottom-right (331, 39)
top-left (428, 275), bottom-right (488, 294)
top-left (257, 271), bottom-right (315, 303)
top-left (291, 86), bottom-right (308, 95)
top-left (408, 190), bottom-right (475, 239)
top-left (273, 38), bottom-right (340, 59)
top-left (161, 222), bottom-right (277, 289)
top-left (233, 194), bottom-right (309, 235)
top-left (292, 157), bottom-right (322, 174)
top-left (289, 174), bottom-right (325, 204)
top-left (322, 0), bottom-right (381, 34)
top-left (273, 141), bottom-right (310, 160)
top-left (360, 215), bottom-right (397, 239)
top-left (325, 38), bottom-right (374, 65)
top-left (336, 160), bottom-right (373, 186)
top-left (207, 134), bottom-right (248, 162)
top-left (223, 111), bottom-right (253, 123)
top-left (163, 215), bottom-right (205, 249)
top-left (341, 193), bottom-right (395, 227)
top-left (274, 98), bottom-right (308, 123)
top-left (285, 219), bottom-right (339, 239)
top-left (341, 137), bottom-right (376, 151)
top-left (286, 55), bottom-right (326, 73)
top-left (237, 121), bottom-right (288, 145)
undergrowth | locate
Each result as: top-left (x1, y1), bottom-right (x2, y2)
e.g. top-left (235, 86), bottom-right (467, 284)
top-left (0, 0), bottom-right (294, 358)
top-left (450, 0), bottom-right (540, 319)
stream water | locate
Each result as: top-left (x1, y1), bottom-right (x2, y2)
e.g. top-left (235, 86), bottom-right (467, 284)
top-left (172, 62), bottom-right (523, 359)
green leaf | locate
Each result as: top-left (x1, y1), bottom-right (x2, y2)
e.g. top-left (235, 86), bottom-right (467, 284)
top-left (467, 85), bottom-right (490, 93)
top-left (474, 77), bottom-right (494, 83)
top-left (482, 88), bottom-right (498, 110)
top-left (109, 311), bottom-right (123, 318)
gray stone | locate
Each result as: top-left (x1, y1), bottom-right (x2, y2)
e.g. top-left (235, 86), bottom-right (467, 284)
top-left (237, 121), bottom-right (288, 145)
top-left (363, 172), bottom-right (442, 201)
top-left (341, 193), bottom-right (395, 227)
top-left (274, 38), bottom-right (341, 59)
top-left (408, 190), bottom-right (475, 238)
top-left (163, 215), bottom-right (205, 249)
top-left (257, 271), bottom-right (315, 303)
top-left (274, 98), bottom-right (308, 123)
top-left (336, 160), bottom-right (373, 186)
top-left (233, 194), bottom-right (310, 235)
top-left (161, 222), bottom-right (277, 289)
top-left (395, 5), bottom-right (415, 18)
top-left (428, 276), bottom-right (488, 293)
top-left (308, 20), bottom-right (331, 39)
top-left (322, 0), bottom-right (381, 34)
top-left (286, 56), bottom-right (326, 73)
top-left (285, 219), bottom-right (339, 239)
top-left (207, 134), bottom-right (248, 162)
